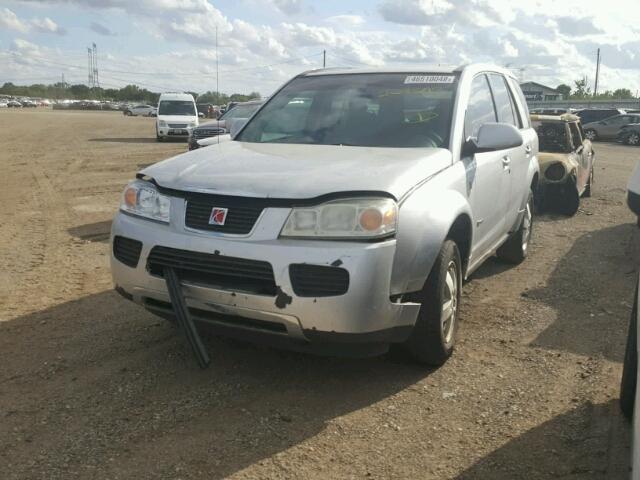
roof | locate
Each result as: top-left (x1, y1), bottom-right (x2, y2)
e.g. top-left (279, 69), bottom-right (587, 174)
top-left (301, 63), bottom-right (517, 78)
top-left (530, 113), bottom-right (580, 122)
top-left (158, 92), bottom-right (194, 100)
top-left (520, 81), bottom-right (560, 93)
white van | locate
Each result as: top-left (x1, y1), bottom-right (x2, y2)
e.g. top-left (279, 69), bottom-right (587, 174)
top-left (156, 92), bottom-right (198, 141)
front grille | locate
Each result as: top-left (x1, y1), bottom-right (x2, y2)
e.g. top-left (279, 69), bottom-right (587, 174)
top-left (147, 246), bottom-right (277, 296)
top-left (193, 128), bottom-right (225, 139)
top-left (289, 264), bottom-right (350, 297)
top-left (168, 123), bottom-right (188, 128)
top-left (185, 199), bottom-right (263, 235)
top-left (113, 236), bottom-right (143, 267)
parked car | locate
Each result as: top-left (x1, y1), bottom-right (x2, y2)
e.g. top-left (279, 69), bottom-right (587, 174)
top-left (110, 64), bottom-right (539, 367)
top-left (620, 162), bottom-right (640, 478)
top-left (156, 92), bottom-right (198, 141)
top-left (618, 124), bottom-right (640, 146)
top-left (575, 108), bottom-right (626, 126)
top-left (188, 100), bottom-right (264, 150)
top-left (582, 113), bottom-right (640, 141)
top-left (531, 114), bottom-right (594, 215)
top-left (21, 100), bottom-right (38, 108)
top-left (7, 100), bottom-right (22, 108)
top-left (0, 101), bottom-right (7, 108)
top-left (530, 108), bottom-right (572, 115)
top-left (124, 104), bottom-right (156, 117)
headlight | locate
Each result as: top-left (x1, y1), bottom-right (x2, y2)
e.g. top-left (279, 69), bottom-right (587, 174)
top-left (545, 162), bottom-right (565, 181)
top-left (120, 180), bottom-right (171, 223)
top-left (280, 198), bottom-right (397, 239)
top-left (188, 122), bottom-right (197, 128)
top-left (158, 120), bottom-right (167, 127)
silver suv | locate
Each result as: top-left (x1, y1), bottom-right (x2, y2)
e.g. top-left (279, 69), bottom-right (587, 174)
top-left (110, 64), bottom-right (539, 366)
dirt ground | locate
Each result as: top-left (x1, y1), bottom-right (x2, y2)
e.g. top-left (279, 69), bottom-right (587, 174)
top-left (0, 109), bottom-right (638, 479)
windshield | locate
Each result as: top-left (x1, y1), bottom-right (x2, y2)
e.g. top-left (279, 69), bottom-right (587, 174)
top-left (237, 73), bottom-right (458, 148)
top-left (221, 103), bottom-right (261, 120)
top-left (533, 121), bottom-right (571, 153)
top-left (158, 100), bottom-right (195, 116)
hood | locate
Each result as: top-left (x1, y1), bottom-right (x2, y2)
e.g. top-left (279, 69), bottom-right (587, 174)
top-left (157, 114), bottom-right (197, 123)
top-left (195, 119), bottom-right (227, 130)
top-left (140, 141), bottom-right (452, 200)
top-left (538, 152), bottom-right (570, 166)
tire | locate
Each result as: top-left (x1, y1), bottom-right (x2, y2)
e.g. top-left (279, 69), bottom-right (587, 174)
top-left (584, 129), bottom-right (597, 141)
top-left (497, 189), bottom-right (533, 264)
top-left (583, 168), bottom-right (593, 197)
top-left (556, 179), bottom-right (580, 216)
top-left (404, 240), bottom-right (462, 366)
top-left (620, 283), bottom-right (638, 420)
top-left (627, 132), bottom-right (640, 146)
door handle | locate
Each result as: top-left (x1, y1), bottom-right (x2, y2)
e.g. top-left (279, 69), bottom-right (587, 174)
top-left (525, 145), bottom-right (532, 154)
top-left (502, 156), bottom-right (511, 166)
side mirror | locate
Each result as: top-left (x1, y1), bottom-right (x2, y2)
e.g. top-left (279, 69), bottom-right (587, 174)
top-left (229, 118), bottom-right (248, 139)
top-left (198, 112), bottom-right (205, 118)
top-left (465, 123), bottom-right (523, 155)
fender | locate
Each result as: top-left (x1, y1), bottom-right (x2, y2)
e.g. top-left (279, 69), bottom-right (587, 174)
top-left (390, 167), bottom-right (472, 295)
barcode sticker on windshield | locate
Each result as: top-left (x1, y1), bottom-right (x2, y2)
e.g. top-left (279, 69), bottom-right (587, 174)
top-left (404, 75), bottom-right (455, 84)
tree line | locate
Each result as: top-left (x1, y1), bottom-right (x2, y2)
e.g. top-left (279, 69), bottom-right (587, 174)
top-left (556, 80), bottom-right (635, 100)
top-left (0, 82), bottom-right (260, 105)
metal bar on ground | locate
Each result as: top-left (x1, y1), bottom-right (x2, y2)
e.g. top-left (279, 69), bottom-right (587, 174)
top-left (164, 267), bottom-right (211, 369)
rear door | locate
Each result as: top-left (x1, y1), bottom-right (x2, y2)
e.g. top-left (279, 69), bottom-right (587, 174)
top-left (463, 74), bottom-right (509, 258)
top-left (600, 115), bottom-right (634, 138)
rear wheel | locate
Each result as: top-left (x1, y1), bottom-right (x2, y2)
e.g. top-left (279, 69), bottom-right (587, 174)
top-left (404, 240), bottom-right (461, 366)
top-left (584, 129), bottom-right (597, 141)
top-left (497, 189), bottom-right (533, 264)
top-left (620, 282), bottom-right (638, 420)
top-left (627, 132), bottom-right (640, 146)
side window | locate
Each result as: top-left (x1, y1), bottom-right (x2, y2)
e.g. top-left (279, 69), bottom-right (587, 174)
top-left (465, 74), bottom-right (497, 139)
top-left (507, 77), bottom-right (531, 129)
top-left (568, 122), bottom-right (582, 150)
top-left (487, 74), bottom-right (516, 127)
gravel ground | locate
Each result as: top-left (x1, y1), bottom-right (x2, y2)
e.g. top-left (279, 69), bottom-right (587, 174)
top-left (0, 109), bottom-right (637, 479)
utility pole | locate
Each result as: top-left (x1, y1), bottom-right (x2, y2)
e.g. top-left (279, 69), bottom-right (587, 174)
top-left (323, 49), bottom-right (326, 68)
top-left (594, 48), bottom-right (600, 97)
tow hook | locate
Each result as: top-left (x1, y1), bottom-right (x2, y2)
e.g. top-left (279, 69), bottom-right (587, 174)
top-left (164, 267), bottom-right (211, 369)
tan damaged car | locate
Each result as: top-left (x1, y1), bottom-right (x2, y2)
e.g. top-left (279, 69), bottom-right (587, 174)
top-left (532, 114), bottom-right (595, 215)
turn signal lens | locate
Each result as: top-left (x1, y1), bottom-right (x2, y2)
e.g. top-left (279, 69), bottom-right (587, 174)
top-left (124, 186), bottom-right (137, 207)
top-left (359, 208), bottom-right (383, 231)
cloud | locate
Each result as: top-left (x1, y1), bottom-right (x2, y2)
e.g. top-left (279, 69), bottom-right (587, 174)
top-left (31, 17), bottom-right (66, 35)
top-left (555, 16), bottom-right (603, 36)
top-left (90, 21), bottom-right (116, 36)
top-left (272, 0), bottom-right (304, 15)
top-left (0, 8), bottom-right (66, 35)
top-left (325, 15), bottom-right (365, 27)
top-left (0, 8), bottom-right (30, 33)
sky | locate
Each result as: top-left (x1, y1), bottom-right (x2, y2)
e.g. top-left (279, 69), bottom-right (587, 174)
top-left (1, 0), bottom-right (639, 97)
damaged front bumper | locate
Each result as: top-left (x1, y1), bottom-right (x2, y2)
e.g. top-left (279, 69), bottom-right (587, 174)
top-left (110, 211), bottom-right (420, 356)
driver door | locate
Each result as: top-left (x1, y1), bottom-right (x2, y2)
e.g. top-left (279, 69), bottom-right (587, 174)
top-left (463, 74), bottom-right (510, 259)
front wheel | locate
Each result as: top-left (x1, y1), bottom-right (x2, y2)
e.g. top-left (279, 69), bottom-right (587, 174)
top-left (584, 129), bottom-right (597, 141)
top-left (497, 189), bottom-right (533, 264)
top-left (404, 240), bottom-right (462, 366)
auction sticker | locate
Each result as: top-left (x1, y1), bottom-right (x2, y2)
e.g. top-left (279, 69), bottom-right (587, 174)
top-left (404, 75), bottom-right (456, 84)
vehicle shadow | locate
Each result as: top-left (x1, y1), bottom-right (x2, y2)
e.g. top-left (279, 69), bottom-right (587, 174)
top-left (456, 400), bottom-right (630, 479)
top-left (0, 291), bottom-right (430, 479)
top-left (67, 220), bottom-right (112, 243)
top-left (528, 223), bottom-right (640, 362)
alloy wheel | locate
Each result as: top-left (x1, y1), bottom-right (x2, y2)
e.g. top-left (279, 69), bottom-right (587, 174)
top-left (628, 133), bottom-right (640, 146)
top-left (441, 261), bottom-right (459, 345)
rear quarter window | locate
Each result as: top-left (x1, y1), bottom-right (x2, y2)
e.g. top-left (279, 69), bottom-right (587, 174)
top-left (506, 77), bottom-right (530, 129)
